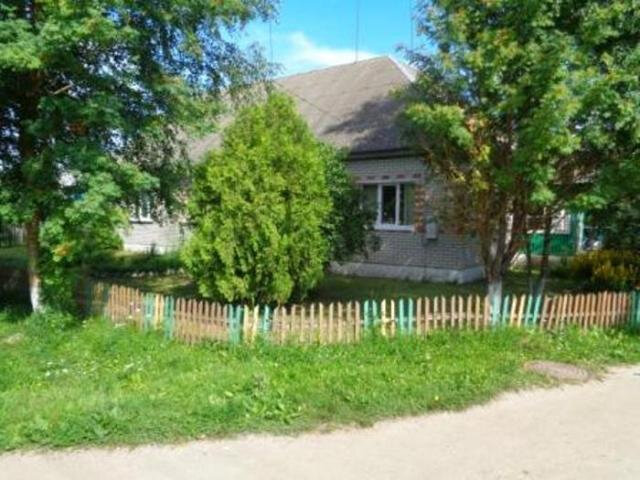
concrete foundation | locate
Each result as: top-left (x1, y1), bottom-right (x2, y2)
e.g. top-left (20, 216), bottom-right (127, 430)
top-left (330, 261), bottom-right (484, 284)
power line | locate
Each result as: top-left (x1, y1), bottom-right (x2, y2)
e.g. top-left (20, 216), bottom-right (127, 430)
top-left (410, 0), bottom-right (414, 50)
top-left (355, 0), bottom-right (360, 62)
top-left (269, 20), bottom-right (274, 64)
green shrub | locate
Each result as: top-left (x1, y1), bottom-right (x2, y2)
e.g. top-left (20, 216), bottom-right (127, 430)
top-left (183, 93), bottom-right (332, 305)
top-left (569, 250), bottom-right (640, 291)
top-left (25, 309), bottom-right (79, 333)
top-left (90, 250), bottom-right (183, 276)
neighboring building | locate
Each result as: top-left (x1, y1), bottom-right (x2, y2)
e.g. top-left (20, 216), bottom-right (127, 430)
top-left (527, 211), bottom-right (586, 257)
top-left (122, 56), bottom-right (484, 283)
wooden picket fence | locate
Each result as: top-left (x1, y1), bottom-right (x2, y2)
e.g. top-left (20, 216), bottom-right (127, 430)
top-left (86, 282), bottom-right (640, 345)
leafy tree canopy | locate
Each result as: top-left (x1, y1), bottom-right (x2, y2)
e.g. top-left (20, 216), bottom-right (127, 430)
top-left (0, 0), bottom-right (275, 310)
top-left (322, 144), bottom-right (377, 264)
top-left (182, 92), bottom-right (333, 305)
top-left (403, 0), bottom-right (640, 298)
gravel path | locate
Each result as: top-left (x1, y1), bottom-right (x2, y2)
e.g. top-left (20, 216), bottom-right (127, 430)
top-left (2, 364), bottom-right (640, 480)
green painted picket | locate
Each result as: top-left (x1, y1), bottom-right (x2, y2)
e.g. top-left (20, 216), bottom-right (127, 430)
top-left (163, 296), bottom-right (175, 340)
top-left (531, 295), bottom-right (542, 326)
top-left (363, 299), bottom-right (380, 330)
top-left (143, 293), bottom-right (153, 331)
top-left (228, 305), bottom-right (244, 344)
top-left (630, 291), bottom-right (640, 331)
top-left (396, 298), bottom-right (415, 334)
top-left (83, 281), bottom-right (94, 316)
top-left (501, 295), bottom-right (510, 326)
top-left (90, 281), bottom-right (640, 347)
top-left (260, 306), bottom-right (272, 336)
top-left (491, 295), bottom-right (501, 326)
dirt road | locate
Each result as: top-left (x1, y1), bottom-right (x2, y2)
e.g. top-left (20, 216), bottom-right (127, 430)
top-left (2, 365), bottom-right (639, 479)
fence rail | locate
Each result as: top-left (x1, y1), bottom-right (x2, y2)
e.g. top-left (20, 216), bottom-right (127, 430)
top-left (87, 282), bottom-right (640, 345)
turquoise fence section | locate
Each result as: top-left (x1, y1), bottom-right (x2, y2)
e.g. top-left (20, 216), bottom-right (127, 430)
top-left (83, 282), bottom-right (94, 316)
top-left (491, 295), bottom-right (501, 326)
top-left (362, 299), bottom-right (380, 329)
top-left (493, 294), bottom-right (542, 327)
top-left (531, 295), bottom-right (542, 326)
top-left (227, 305), bottom-right (245, 344)
top-left (500, 295), bottom-right (511, 326)
top-left (143, 293), bottom-right (154, 331)
top-left (91, 281), bottom-right (639, 347)
top-left (630, 291), bottom-right (640, 331)
top-left (163, 296), bottom-right (175, 340)
top-left (362, 298), bottom-right (416, 333)
top-left (396, 298), bottom-right (415, 334)
top-left (260, 305), bottom-right (272, 336)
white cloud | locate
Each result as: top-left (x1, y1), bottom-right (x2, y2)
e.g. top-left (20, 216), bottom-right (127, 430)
top-left (240, 25), bottom-right (382, 76)
top-left (282, 32), bottom-right (379, 74)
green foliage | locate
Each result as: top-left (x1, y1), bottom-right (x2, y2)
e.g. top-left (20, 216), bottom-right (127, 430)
top-left (89, 250), bottom-right (183, 277)
top-left (569, 250), bottom-right (640, 291)
top-left (183, 93), bottom-right (332, 305)
top-left (1, 311), bottom-right (639, 450)
top-left (586, 162), bottom-right (640, 251)
top-left (24, 309), bottom-right (79, 333)
top-left (322, 146), bottom-right (377, 263)
top-left (403, 0), bottom-right (640, 289)
top-left (0, 0), bottom-right (276, 309)
top-left (0, 247), bottom-right (27, 270)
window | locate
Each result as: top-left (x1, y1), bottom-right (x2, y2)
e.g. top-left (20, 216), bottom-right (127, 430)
top-left (131, 196), bottom-right (153, 223)
top-left (552, 210), bottom-right (571, 234)
top-left (528, 210), bottom-right (571, 235)
top-left (361, 183), bottom-right (415, 230)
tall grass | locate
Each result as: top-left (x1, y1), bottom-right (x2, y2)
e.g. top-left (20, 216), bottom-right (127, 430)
top-left (1, 309), bottom-right (639, 451)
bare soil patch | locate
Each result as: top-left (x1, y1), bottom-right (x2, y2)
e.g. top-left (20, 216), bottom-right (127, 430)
top-left (524, 360), bottom-right (591, 382)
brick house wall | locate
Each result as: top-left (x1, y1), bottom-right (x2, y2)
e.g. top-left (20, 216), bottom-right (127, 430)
top-left (120, 155), bottom-right (484, 283)
top-left (121, 221), bottom-right (189, 253)
top-left (331, 156), bottom-right (484, 283)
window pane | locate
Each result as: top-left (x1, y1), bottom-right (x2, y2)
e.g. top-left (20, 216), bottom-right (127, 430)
top-left (381, 185), bottom-right (396, 224)
top-left (399, 184), bottom-right (414, 225)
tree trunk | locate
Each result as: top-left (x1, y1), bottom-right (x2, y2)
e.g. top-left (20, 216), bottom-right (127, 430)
top-left (525, 231), bottom-right (534, 295)
top-left (487, 276), bottom-right (503, 306)
top-left (486, 215), bottom-right (507, 324)
top-left (533, 211), bottom-right (553, 298)
top-left (25, 217), bottom-right (42, 312)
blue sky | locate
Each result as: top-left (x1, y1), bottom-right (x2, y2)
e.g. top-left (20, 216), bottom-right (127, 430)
top-left (240, 0), bottom-right (418, 76)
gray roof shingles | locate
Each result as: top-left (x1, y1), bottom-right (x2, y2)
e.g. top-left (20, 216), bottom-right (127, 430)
top-left (189, 56), bottom-right (415, 161)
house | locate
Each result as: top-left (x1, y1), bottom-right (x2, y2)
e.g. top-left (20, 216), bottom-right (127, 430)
top-left (122, 56), bottom-right (485, 283)
top-left (527, 211), bottom-right (586, 257)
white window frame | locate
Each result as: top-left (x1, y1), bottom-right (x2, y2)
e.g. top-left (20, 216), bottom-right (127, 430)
top-left (130, 196), bottom-right (154, 224)
top-left (551, 210), bottom-right (571, 235)
top-left (364, 182), bottom-right (415, 232)
top-left (530, 210), bottom-right (571, 235)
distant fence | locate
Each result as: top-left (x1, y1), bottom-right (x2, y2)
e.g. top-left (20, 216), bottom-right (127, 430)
top-left (86, 282), bottom-right (640, 345)
top-left (0, 225), bottom-right (24, 247)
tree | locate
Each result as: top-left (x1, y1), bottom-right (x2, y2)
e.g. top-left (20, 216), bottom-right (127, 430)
top-left (322, 145), bottom-right (377, 264)
top-left (403, 0), bottom-right (640, 304)
top-left (0, 0), bottom-right (274, 311)
top-left (587, 159), bottom-right (640, 252)
top-left (182, 92), bottom-right (333, 305)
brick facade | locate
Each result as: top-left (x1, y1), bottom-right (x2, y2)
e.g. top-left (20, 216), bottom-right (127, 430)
top-left (121, 221), bottom-right (189, 253)
top-left (335, 156), bottom-right (483, 282)
top-left (120, 155), bottom-right (484, 283)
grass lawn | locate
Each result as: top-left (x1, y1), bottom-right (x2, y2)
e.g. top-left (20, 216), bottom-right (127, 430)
top-left (0, 247), bottom-right (578, 304)
top-left (115, 269), bottom-right (579, 304)
top-left (1, 309), bottom-right (639, 451)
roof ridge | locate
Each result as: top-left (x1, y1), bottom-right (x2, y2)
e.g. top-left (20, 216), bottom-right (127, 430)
top-left (387, 56), bottom-right (418, 82)
top-left (281, 81), bottom-right (408, 101)
top-left (275, 55), bottom-right (391, 81)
